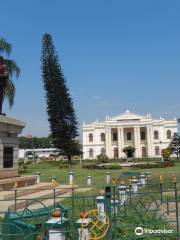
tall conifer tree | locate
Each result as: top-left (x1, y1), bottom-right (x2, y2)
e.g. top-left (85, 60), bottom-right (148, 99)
top-left (41, 33), bottom-right (81, 165)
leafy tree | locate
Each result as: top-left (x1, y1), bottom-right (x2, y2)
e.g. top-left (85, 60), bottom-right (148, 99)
top-left (0, 38), bottom-right (20, 110)
top-left (123, 146), bottom-right (136, 158)
top-left (19, 135), bottom-right (52, 149)
top-left (97, 153), bottom-right (109, 163)
top-left (41, 33), bottom-right (81, 166)
top-left (162, 147), bottom-right (173, 161)
top-left (169, 133), bottom-right (180, 159)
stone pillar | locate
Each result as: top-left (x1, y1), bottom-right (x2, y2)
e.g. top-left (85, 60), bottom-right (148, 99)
top-left (69, 171), bottom-right (74, 185)
top-left (147, 126), bottom-right (153, 157)
top-left (118, 181), bottom-right (127, 205)
top-left (76, 217), bottom-right (91, 240)
top-left (134, 127), bottom-right (141, 158)
top-left (118, 128), bottom-right (124, 158)
top-left (140, 173), bottom-right (146, 186)
top-left (87, 175), bottom-right (92, 186)
top-left (105, 128), bottom-right (112, 158)
top-left (35, 172), bottom-right (40, 184)
top-left (105, 171), bottom-right (111, 185)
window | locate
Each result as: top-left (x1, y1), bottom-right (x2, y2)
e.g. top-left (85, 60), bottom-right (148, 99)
top-left (155, 146), bottom-right (160, 156)
top-left (101, 133), bottom-right (105, 142)
top-left (127, 132), bottom-right (132, 141)
top-left (141, 131), bottom-right (146, 140)
top-left (167, 130), bottom-right (171, 139)
top-left (89, 133), bottom-right (93, 142)
top-left (3, 147), bottom-right (13, 168)
top-left (154, 131), bottom-right (159, 140)
top-left (112, 132), bottom-right (118, 141)
top-left (114, 148), bottom-right (119, 158)
top-left (89, 149), bottom-right (94, 158)
top-left (101, 148), bottom-right (106, 155)
top-left (142, 147), bottom-right (146, 157)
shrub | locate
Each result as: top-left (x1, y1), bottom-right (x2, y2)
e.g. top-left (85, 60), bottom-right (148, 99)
top-left (82, 163), bottom-right (122, 170)
top-left (131, 162), bottom-right (174, 169)
top-left (26, 160), bottom-right (33, 164)
top-left (97, 164), bottom-right (122, 170)
top-left (18, 159), bottom-right (24, 166)
top-left (23, 163), bottom-right (28, 169)
top-left (97, 154), bottom-right (109, 163)
top-left (82, 164), bottom-right (97, 170)
top-left (59, 164), bottom-right (68, 169)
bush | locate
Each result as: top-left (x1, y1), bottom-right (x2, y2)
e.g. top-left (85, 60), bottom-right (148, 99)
top-left (97, 154), bottom-right (109, 163)
top-left (23, 163), bottom-right (28, 169)
top-left (82, 163), bottom-right (122, 170)
top-left (26, 160), bottom-right (33, 164)
top-left (18, 159), bottom-right (24, 166)
top-left (131, 162), bottom-right (174, 169)
top-left (82, 163), bottom-right (97, 169)
top-left (97, 164), bottom-right (122, 170)
top-left (59, 164), bottom-right (68, 169)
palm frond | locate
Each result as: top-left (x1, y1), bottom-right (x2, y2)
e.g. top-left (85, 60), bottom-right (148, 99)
top-left (3, 79), bottom-right (15, 108)
top-left (5, 59), bottom-right (20, 78)
top-left (0, 38), bottom-right (12, 55)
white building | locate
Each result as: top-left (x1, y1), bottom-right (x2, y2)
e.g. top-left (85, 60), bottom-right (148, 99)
top-left (19, 148), bottom-right (59, 159)
top-left (83, 110), bottom-right (177, 159)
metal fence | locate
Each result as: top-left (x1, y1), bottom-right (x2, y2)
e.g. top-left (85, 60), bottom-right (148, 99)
top-left (0, 177), bottom-right (179, 240)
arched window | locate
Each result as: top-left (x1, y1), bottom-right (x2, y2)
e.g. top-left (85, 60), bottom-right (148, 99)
top-left (101, 133), bottom-right (105, 142)
top-left (154, 131), bottom-right (159, 140)
top-left (114, 148), bottom-right (119, 159)
top-left (127, 132), bottom-right (132, 141)
top-left (155, 146), bottom-right (160, 156)
top-left (167, 130), bottom-right (171, 139)
top-left (101, 148), bottom-right (106, 155)
top-left (142, 147), bottom-right (146, 157)
top-left (89, 149), bottom-right (94, 158)
top-left (112, 132), bottom-right (118, 141)
top-left (141, 131), bottom-right (146, 140)
top-left (89, 133), bottom-right (93, 142)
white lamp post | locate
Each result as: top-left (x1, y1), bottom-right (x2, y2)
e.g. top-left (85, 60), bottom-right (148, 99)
top-left (106, 172), bottom-right (111, 185)
top-left (69, 171), bottom-right (74, 185)
top-left (118, 181), bottom-right (127, 205)
top-left (76, 214), bottom-right (91, 240)
top-left (87, 175), bottom-right (92, 186)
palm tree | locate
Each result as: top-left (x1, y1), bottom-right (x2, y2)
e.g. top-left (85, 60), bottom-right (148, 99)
top-left (0, 38), bottom-right (20, 114)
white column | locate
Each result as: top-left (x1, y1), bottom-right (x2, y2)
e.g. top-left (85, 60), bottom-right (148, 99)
top-left (105, 128), bottom-right (112, 158)
top-left (118, 127), bottom-right (124, 158)
top-left (147, 126), bottom-right (153, 157)
top-left (134, 127), bottom-right (141, 158)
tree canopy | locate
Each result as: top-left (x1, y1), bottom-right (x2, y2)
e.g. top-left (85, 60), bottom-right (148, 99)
top-left (41, 33), bottom-right (81, 165)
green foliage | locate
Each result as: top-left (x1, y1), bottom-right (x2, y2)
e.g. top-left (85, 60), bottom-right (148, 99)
top-left (131, 161), bottom-right (174, 169)
top-left (0, 37), bottom-right (20, 109)
top-left (123, 146), bottom-right (136, 155)
top-left (82, 163), bottom-right (122, 170)
top-left (169, 133), bottom-right (180, 159)
top-left (18, 135), bottom-right (53, 149)
top-left (97, 153), bottom-right (109, 163)
top-left (41, 33), bottom-right (81, 165)
top-left (162, 147), bottom-right (173, 161)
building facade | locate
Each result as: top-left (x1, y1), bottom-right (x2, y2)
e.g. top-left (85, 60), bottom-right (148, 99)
top-left (83, 110), bottom-right (177, 159)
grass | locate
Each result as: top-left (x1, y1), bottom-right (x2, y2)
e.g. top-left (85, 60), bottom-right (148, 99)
top-left (19, 160), bottom-right (180, 188)
top-left (5, 160), bottom-right (180, 240)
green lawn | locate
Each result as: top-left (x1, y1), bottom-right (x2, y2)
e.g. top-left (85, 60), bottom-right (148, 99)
top-left (19, 160), bottom-right (180, 189)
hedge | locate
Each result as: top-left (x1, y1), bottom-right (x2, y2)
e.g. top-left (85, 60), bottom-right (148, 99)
top-left (131, 161), bottom-right (174, 169)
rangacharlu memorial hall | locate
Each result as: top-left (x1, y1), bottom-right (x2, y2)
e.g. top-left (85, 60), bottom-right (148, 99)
top-left (83, 110), bottom-right (177, 159)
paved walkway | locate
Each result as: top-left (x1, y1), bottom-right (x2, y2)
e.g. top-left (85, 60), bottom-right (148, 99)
top-left (0, 182), bottom-right (91, 214)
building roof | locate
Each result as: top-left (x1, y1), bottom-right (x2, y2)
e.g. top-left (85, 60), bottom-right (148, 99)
top-left (110, 110), bottom-right (147, 121)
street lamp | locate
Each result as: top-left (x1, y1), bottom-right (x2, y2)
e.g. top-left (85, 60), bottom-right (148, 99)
top-left (27, 134), bottom-right (35, 164)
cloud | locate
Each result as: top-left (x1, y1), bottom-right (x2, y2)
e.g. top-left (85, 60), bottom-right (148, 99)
top-left (91, 95), bottom-right (103, 100)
